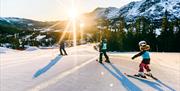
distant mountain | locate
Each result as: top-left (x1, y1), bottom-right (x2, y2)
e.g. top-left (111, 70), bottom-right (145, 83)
top-left (0, 17), bottom-right (42, 30)
top-left (88, 0), bottom-right (180, 21)
top-left (1, 0), bottom-right (180, 31)
top-left (0, 17), bottom-right (65, 31)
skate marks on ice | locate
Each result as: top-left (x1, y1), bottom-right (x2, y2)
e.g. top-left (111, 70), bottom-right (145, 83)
top-left (33, 55), bottom-right (62, 78)
top-left (100, 63), bottom-right (142, 91)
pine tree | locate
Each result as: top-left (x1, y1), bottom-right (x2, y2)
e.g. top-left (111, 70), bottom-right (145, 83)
top-left (158, 9), bottom-right (175, 52)
top-left (124, 23), bottom-right (136, 51)
top-left (174, 18), bottom-right (180, 51)
top-left (147, 23), bottom-right (157, 51)
top-left (118, 17), bottom-right (126, 51)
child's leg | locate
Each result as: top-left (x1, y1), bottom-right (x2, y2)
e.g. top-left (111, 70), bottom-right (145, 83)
top-left (144, 64), bottom-right (151, 72)
top-left (103, 51), bottom-right (109, 61)
top-left (137, 62), bottom-right (146, 78)
top-left (139, 63), bottom-right (145, 72)
top-left (63, 48), bottom-right (68, 55)
top-left (60, 48), bottom-right (63, 55)
top-left (99, 52), bottom-right (103, 62)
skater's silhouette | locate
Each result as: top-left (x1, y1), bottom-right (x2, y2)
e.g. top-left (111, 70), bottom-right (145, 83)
top-left (59, 40), bottom-right (68, 56)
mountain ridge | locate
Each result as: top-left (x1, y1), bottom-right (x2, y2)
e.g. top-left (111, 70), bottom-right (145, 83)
top-left (89, 0), bottom-right (180, 21)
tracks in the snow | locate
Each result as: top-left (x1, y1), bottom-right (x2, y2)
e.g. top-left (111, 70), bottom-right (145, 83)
top-left (28, 56), bottom-right (98, 91)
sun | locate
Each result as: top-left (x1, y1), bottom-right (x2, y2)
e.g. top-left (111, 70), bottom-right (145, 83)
top-left (68, 8), bottom-right (78, 20)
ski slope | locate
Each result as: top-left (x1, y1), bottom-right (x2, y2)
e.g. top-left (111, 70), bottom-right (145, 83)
top-left (0, 45), bottom-right (180, 91)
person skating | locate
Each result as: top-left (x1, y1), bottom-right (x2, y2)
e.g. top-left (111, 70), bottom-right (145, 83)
top-left (59, 40), bottom-right (68, 56)
top-left (131, 41), bottom-right (152, 78)
top-left (99, 39), bottom-right (110, 64)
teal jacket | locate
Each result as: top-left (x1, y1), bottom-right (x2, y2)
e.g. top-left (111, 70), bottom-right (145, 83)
top-left (99, 42), bottom-right (107, 52)
top-left (132, 51), bottom-right (150, 64)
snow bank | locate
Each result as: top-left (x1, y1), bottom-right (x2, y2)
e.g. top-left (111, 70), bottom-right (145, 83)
top-left (0, 47), bottom-right (15, 53)
top-left (25, 46), bottom-right (40, 51)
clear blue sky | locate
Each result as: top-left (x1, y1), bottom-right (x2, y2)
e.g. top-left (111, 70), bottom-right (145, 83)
top-left (0, 0), bottom-right (140, 21)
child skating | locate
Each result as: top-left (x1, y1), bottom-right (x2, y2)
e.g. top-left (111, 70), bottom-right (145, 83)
top-left (131, 41), bottom-right (152, 78)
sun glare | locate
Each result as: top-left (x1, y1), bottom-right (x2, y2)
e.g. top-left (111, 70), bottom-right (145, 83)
top-left (68, 9), bottom-right (78, 19)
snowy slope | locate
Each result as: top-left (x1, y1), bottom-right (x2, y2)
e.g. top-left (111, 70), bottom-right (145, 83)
top-left (0, 45), bottom-right (180, 91)
top-left (92, 7), bottom-right (120, 19)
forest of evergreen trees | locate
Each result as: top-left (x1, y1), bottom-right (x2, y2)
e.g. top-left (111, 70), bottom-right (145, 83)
top-left (90, 14), bottom-right (180, 52)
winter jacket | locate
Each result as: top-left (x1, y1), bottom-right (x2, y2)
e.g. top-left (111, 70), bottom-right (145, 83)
top-left (132, 51), bottom-right (150, 64)
top-left (60, 42), bottom-right (65, 49)
top-left (99, 42), bottom-right (107, 52)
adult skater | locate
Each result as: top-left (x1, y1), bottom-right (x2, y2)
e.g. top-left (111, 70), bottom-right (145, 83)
top-left (131, 41), bottom-right (152, 78)
top-left (59, 40), bottom-right (68, 56)
top-left (99, 38), bottom-right (110, 64)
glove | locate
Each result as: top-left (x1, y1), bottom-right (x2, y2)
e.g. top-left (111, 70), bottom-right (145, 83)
top-left (131, 56), bottom-right (135, 60)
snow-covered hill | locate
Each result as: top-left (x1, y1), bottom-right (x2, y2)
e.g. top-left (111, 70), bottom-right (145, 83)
top-left (90, 0), bottom-right (180, 21)
top-left (0, 45), bottom-right (180, 91)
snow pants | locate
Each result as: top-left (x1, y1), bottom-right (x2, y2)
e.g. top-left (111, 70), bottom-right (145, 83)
top-left (99, 50), bottom-right (109, 62)
top-left (60, 48), bottom-right (67, 55)
top-left (139, 62), bottom-right (151, 72)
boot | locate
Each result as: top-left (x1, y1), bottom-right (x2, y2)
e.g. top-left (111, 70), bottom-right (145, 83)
top-left (136, 72), bottom-right (146, 78)
top-left (105, 60), bottom-right (111, 63)
top-left (99, 60), bottom-right (103, 64)
top-left (146, 72), bottom-right (152, 76)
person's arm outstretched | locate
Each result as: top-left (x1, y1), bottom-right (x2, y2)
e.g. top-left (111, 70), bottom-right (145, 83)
top-left (132, 51), bottom-right (145, 59)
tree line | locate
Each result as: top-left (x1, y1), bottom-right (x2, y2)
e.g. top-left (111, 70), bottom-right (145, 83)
top-left (91, 15), bottom-right (180, 52)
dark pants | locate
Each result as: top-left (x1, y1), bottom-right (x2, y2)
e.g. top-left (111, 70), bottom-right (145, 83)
top-left (60, 48), bottom-right (67, 55)
top-left (139, 62), bottom-right (151, 72)
top-left (99, 50), bottom-right (109, 62)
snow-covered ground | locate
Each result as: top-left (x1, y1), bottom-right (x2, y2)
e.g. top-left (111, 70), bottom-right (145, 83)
top-left (0, 45), bottom-right (180, 91)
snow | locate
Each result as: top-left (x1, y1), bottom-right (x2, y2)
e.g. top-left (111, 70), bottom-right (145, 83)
top-left (94, 0), bottom-right (180, 20)
top-left (106, 7), bottom-right (120, 19)
top-left (25, 46), bottom-right (40, 51)
top-left (36, 35), bottom-right (46, 41)
top-left (155, 28), bottom-right (161, 35)
top-left (0, 45), bottom-right (180, 91)
top-left (127, 0), bottom-right (145, 17)
top-left (0, 47), bottom-right (16, 53)
top-left (0, 17), bottom-right (12, 24)
top-left (24, 35), bottom-right (32, 39)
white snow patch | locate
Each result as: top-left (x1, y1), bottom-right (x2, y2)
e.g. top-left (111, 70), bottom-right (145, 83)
top-left (36, 35), bottom-right (46, 41)
top-left (25, 46), bottom-right (40, 51)
top-left (127, 0), bottom-right (146, 16)
top-left (0, 47), bottom-right (16, 53)
top-left (155, 28), bottom-right (161, 35)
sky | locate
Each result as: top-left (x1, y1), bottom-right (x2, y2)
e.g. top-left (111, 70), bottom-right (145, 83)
top-left (0, 0), bottom-right (140, 21)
